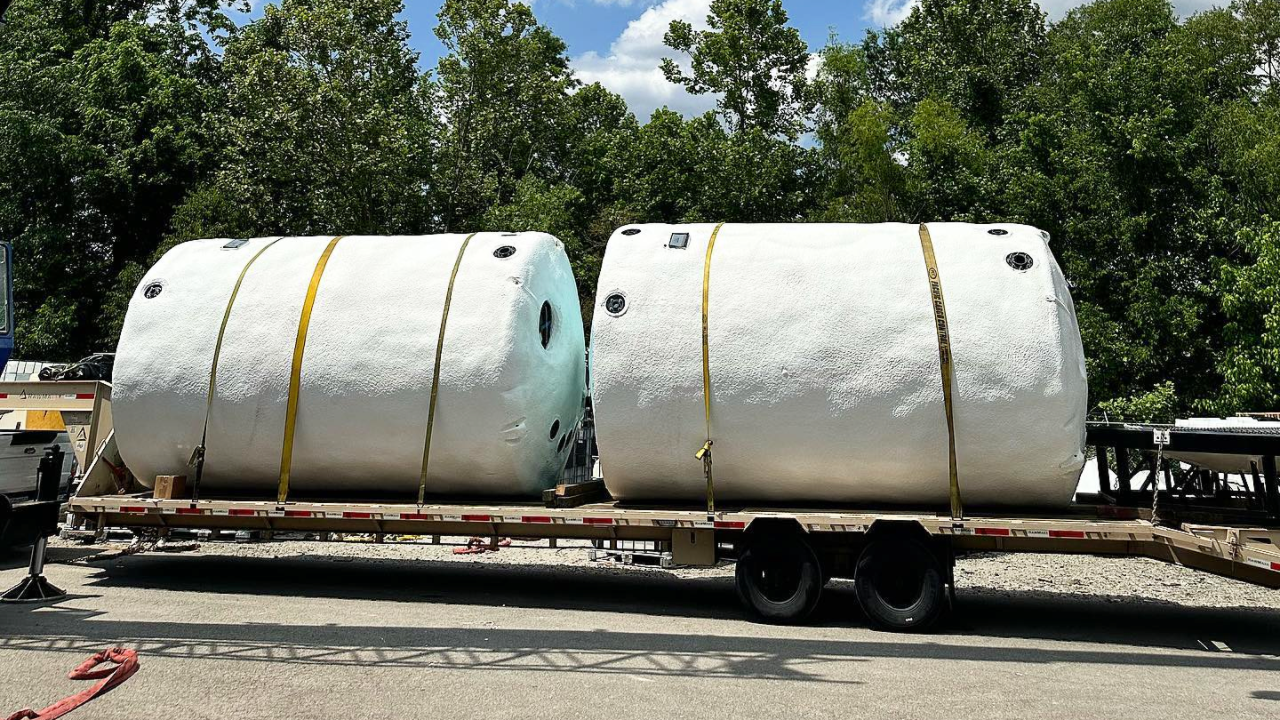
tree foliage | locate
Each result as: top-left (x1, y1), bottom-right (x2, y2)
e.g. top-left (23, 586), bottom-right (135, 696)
top-left (1, 0), bottom-right (1279, 419)
top-left (661, 0), bottom-right (810, 137)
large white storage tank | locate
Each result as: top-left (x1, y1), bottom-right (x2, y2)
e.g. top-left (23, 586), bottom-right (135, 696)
top-left (113, 233), bottom-right (586, 498)
top-left (590, 222), bottom-right (1088, 508)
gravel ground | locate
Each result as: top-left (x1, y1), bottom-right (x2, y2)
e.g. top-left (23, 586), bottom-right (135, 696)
top-left (956, 551), bottom-right (1280, 610)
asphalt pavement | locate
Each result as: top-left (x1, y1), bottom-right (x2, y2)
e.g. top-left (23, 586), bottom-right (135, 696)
top-left (1, 541), bottom-right (1278, 719)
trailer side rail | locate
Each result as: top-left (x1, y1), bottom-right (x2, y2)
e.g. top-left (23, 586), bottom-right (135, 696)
top-left (67, 495), bottom-right (1280, 589)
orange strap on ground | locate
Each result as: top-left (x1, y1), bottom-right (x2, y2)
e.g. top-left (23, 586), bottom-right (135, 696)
top-left (6, 647), bottom-right (140, 720)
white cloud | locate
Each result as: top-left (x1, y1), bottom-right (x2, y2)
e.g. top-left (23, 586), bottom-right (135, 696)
top-left (864, 0), bottom-right (918, 26)
top-left (570, 0), bottom-right (720, 120)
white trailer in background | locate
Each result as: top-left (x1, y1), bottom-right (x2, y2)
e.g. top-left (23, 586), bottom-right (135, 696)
top-left (6, 380), bottom-right (1279, 630)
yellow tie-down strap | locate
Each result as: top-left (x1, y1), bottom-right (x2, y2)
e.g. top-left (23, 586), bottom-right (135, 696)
top-left (202, 238), bottom-right (283, 445)
top-left (918, 223), bottom-right (963, 520)
top-left (278, 235), bottom-right (345, 504)
top-left (698, 222), bottom-right (726, 518)
top-left (192, 237), bottom-right (283, 499)
top-left (418, 232), bottom-right (478, 504)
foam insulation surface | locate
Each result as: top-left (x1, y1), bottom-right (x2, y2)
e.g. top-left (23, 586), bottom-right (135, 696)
top-left (590, 223), bottom-right (1087, 508)
top-left (113, 233), bottom-right (585, 497)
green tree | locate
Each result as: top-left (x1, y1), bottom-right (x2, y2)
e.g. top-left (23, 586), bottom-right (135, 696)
top-left (0, 0), bottom-right (237, 358)
top-left (809, 38), bottom-right (873, 150)
top-left (866, 0), bottom-right (1047, 135)
top-left (1235, 0), bottom-right (1280, 91)
top-left (193, 0), bottom-right (434, 238)
top-left (1002, 0), bottom-right (1257, 413)
top-left (661, 0), bottom-right (810, 137)
top-left (1208, 221), bottom-right (1280, 414)
top-left (901, 98), bottom-right (994, 221)
top-left (813, 101), bottom-right (903, 222)
top-left (433, 0), bottom-right (576, 228)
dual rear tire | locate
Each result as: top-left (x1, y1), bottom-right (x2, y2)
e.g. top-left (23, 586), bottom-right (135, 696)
top-left (734, 532), bottom-right (947, 631)
top-left (734, 535), bottom-right (824, 624)
top-left (852, 538), bottom-right (947, 631)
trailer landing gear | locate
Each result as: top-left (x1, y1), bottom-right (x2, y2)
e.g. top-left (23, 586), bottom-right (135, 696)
top-left (2, 536), bottom-right (66, 602)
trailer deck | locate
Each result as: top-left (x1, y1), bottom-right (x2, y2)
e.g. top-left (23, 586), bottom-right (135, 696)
top-left (7, 379), bottom-right (1279, 629)
top-left (66, 494), bottom-right (1280, 587)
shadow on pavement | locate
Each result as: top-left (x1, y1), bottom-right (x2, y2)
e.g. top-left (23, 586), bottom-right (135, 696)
top-left (1, 549), bottom-right (1277, 681)
top-left (0, 612), bottom-right (1277, 684)
top-left (953, 587), bottom-right (1280, 657)
top-left (83, 551), bottom-right (747, 620)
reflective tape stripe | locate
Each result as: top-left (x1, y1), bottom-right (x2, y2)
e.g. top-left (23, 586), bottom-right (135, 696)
top-left (699, 223), bottom-right (726, 518)
top-left (918, 224), bottom-right (963, 520)
top-left (278, 236), bottom-right (345, 504)
top-left (418, 233), bottom-right (478, 504)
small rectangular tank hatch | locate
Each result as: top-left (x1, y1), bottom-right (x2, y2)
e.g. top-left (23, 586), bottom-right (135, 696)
top-left (222, 239), bottom-right (249, 249)
top-left (667, 233), bottom-right (689, 249)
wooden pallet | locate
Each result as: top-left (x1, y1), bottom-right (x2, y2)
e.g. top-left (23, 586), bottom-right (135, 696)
top-left (542, 480), bottom-right (609, 508)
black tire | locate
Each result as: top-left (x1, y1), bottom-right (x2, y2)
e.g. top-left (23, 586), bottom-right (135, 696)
top-left (854, 538), bottom-right (946, 632)
top-left (735, 534), bottom-right (823, 624)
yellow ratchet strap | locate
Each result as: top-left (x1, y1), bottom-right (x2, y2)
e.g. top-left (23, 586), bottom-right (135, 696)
top-left (417, 232), bottom-right (478, 504)
top-left (698, 223), bottom-right (725, 519)
top-left (918, 223), bottom-right (964, 520)
top-left (192, 237), bottom-right (283, 500)
top-left (277, 235), bottom-right (345, 505)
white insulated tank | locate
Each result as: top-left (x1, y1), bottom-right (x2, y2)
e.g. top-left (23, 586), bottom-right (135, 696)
top-left (590, 222), bottom-right (1088, 508)
top-left (113, 233), bottom-right (586, 498)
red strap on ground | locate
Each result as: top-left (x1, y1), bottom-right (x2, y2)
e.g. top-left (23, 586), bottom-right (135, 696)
top-left (6, 648), bottom-right (140, 720)
top-left (451, 537), bottom-right (512, 555)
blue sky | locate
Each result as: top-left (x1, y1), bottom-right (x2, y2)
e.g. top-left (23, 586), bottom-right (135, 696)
top-left (235, 0), bottom-right (1222, 121)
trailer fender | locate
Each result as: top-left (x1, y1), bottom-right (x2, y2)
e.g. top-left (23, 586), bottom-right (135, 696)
top-left (865, 519), bottom-right (935, 546)
top-left (739, 517), bottom-right (807, 544)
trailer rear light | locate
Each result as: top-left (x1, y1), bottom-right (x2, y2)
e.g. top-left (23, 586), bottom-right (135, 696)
top-left (283, 510), bottom-right (313, 518)
top-left (75, 393), bottom-right (95, 400)
top-left (1049, 529), bottom-right (1086, 539)
top-left (521, 516), bottom-right (552, 524)
top-left (119, 506), bottom-right (148, 514)
top-left (228, 509), bottom-right (257, 517)
top-left (175, 507), bottom-right (204, 515)
top-left (342, 511), bottom-right (374, 519)
top-left (714, 521), bottom-right (746, 529)
top-left (461, 514), bottom-right (491, 522)
top-left (975, 527), bottom-right (1011, 536)
top-left (582, 517), bottom-right (614, 525)
top-left (399, 513), bottom-right (430, 520)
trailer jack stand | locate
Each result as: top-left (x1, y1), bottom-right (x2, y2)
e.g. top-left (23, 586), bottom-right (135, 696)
top-left (2, 536), bottom-right (66, 602)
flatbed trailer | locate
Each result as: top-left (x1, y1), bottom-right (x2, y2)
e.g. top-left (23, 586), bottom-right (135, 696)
top-left (9, 380), bottom-right (1280, 630)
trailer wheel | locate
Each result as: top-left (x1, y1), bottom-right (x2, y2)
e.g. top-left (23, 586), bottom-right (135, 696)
top-left (735, 534), bottom-right (822, 624)
top-left (854, 538), bottom-right (945, 632)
